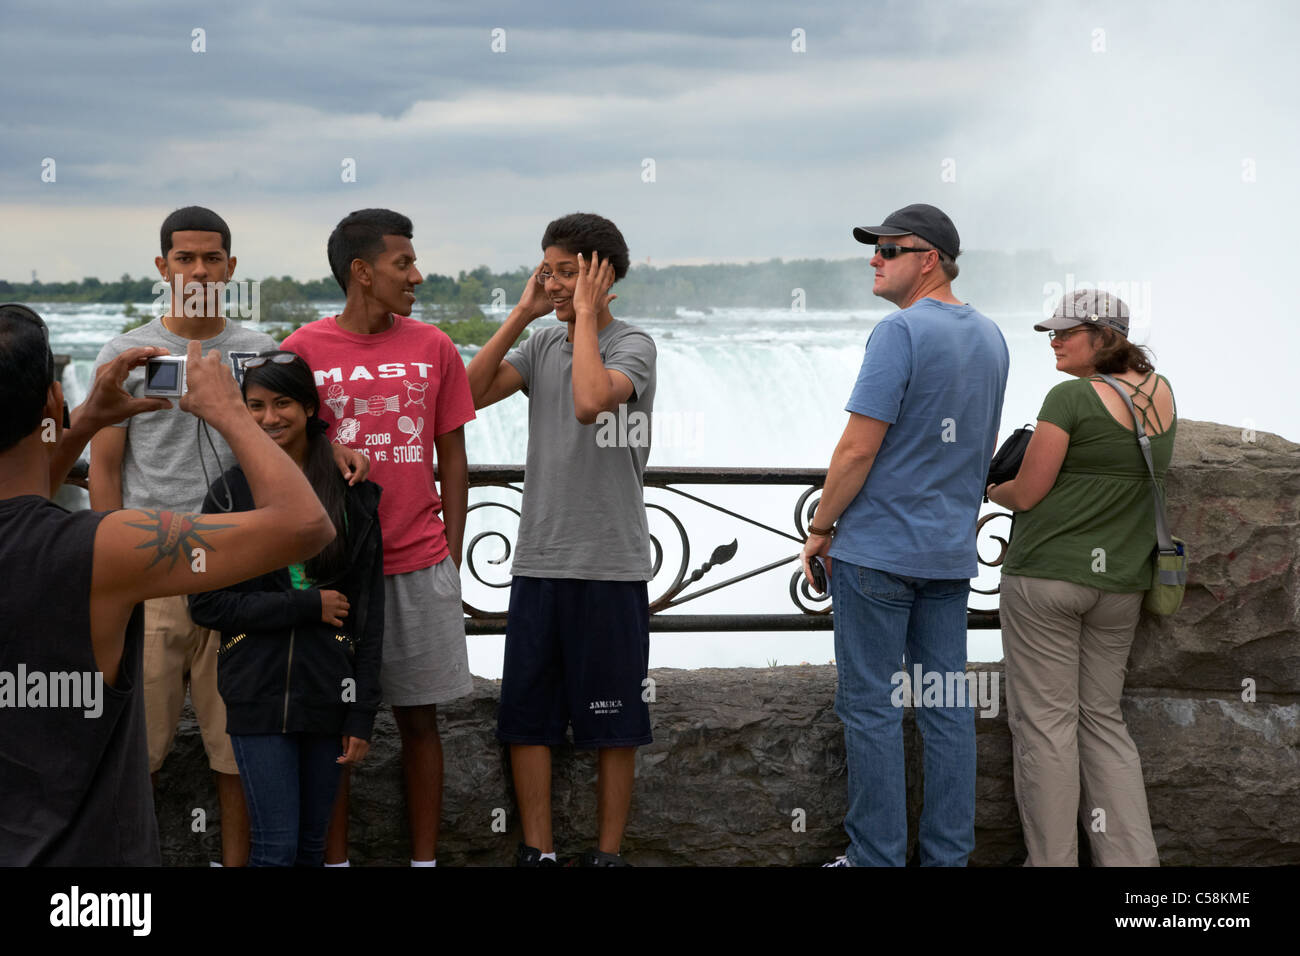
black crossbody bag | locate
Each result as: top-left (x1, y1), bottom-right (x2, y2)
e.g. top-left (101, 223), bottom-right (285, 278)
top-left (985, 424), bottom-right (1034, 502)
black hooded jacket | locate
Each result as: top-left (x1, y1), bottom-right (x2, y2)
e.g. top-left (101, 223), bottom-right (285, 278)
top-left (189, 466), bottom-right (384, 741)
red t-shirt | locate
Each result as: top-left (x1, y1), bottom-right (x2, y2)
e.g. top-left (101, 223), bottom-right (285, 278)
top-left (282, 315), bottom-right (476, 575)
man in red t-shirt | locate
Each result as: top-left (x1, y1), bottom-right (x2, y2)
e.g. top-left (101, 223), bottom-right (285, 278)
top-left (283, 209), bottom-right (475, 867)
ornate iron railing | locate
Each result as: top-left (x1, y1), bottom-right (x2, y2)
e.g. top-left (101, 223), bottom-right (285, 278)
top-left (63, 453), bottom-right (1011, 633)
top-left (461, 465), bottom-right (1010, 635)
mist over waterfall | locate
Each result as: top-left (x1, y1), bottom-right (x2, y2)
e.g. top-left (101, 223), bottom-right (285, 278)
top-left (468, 310), bottom-right (882, 468)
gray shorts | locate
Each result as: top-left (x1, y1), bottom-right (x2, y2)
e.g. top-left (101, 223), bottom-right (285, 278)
top-left (380, 557), bottom-right (473, 707)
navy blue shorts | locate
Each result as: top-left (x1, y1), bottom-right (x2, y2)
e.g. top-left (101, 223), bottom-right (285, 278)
top-left (497, 577), bottom-right (652, 749)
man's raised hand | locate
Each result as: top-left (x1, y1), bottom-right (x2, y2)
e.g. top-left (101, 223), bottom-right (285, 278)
top-left (178, 340), bottom-right (246, 427)
top-left (573, 251), bottom-right (616, 319)
top-left (514, 260), bottom-right (557, 323)
top-left (79, 346), bottom-right (173, 429)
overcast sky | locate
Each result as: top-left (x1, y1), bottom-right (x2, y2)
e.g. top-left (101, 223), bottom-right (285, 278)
top-left (2, 0), bottom-right (1294, 276)
top-left (4, 0), bottom-right (1300, 435)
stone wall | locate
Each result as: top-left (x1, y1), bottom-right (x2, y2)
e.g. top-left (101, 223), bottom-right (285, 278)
top-left (155, 420), bottom-right (1300, 865)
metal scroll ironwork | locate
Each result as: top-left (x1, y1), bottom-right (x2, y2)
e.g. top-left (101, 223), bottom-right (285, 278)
top-left (67, 455), bottom-right (1008, 633)
top-left (459, 465), bottom-right (1007, 634)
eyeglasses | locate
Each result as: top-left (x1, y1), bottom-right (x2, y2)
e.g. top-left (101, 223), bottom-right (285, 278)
top-left (1047, 327), bottom-right (1090, 341)
top-left (243, 352), bottom-right (299, 369)
top-left (874, 244), bottom-right (934, 260)
top-left (535, 269), bottom-right (579, 286)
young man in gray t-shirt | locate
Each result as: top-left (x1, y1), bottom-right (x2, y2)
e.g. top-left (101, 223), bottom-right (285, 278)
top-left (467, 213), bottom-right (656, 867)
top-left (88, 206), bottom-right (366, 866)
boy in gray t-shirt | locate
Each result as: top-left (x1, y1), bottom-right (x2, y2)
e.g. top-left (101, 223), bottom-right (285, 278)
top-left (466, 213), bottom-right (655, 867)
top-left (504, 317), bottom-right (655, 580)
top-left (88, 206), bottom-right (367, 867)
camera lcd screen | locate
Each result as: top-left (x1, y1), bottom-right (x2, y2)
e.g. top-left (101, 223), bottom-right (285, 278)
top-left (148, 362), bottom-right (178, 389)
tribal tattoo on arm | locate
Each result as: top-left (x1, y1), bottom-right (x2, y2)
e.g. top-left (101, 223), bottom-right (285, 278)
top-left (123, 510), bottom-right (236, 571)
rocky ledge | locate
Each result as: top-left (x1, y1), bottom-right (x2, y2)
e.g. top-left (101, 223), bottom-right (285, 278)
top-left (155, 421), bottom-right (1300, 865)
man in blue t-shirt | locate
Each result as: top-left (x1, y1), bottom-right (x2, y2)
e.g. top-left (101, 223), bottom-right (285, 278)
top-left (801, 204), bottom-right (1009, 867)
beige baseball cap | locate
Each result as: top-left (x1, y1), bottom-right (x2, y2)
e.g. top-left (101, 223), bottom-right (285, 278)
top-left (1035, 289), bottom-right (1129, 336)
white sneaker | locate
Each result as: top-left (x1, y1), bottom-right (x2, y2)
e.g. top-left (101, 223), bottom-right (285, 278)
top-left (822, 855), bottom-right (851, 867)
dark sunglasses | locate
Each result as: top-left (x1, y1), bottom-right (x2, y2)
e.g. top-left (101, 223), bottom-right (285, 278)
top-left (874, 244), bottom-right (934, 260)
top-left (242, 352), bottom-right (299, 370)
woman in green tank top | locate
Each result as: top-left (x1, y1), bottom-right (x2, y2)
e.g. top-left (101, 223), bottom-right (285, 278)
top-left (986, 291), bottom-right (1175, 867)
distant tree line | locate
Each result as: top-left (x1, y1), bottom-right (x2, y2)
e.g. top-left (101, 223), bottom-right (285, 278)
top-left (2, 250), bottom-right (1067, 319)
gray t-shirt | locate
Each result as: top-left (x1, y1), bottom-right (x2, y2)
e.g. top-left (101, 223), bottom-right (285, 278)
top-left (504, 318), bottom-right (657, 580)
top-left (92, 318), bottom-right (276, 513)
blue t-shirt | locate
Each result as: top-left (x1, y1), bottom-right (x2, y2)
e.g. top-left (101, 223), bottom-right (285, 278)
top-left (828, 298), bottom-right (1009, 579)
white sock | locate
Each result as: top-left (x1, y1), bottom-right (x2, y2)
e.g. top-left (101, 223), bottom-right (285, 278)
top-left (209, 861), bottom-right (223, 867)
top-left (539, 852), bottom-right (557, 862)
top-left (324, 860), bottom-right (350, 868)
top-left (411, 859), bottom-right (436, 867)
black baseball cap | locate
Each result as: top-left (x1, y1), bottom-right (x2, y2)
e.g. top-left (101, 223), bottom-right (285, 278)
top-left (853, 204), bottom-right (961, 260)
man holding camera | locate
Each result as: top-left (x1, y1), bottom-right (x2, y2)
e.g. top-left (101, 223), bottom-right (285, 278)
top-left (1, 304), bottom-right (336, 864)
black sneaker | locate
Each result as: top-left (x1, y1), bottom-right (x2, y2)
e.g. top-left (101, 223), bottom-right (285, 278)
top-left (578, 849), bottom-right (631, 867)
top-left (515, 843), bottom-right (559, 867)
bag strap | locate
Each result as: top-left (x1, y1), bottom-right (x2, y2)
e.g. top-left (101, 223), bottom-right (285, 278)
top-left (1096, 374), bottom-right (1177, 554)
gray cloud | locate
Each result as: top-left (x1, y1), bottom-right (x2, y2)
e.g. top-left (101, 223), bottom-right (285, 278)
top-left (1, 0), bottom-right (1295, 278)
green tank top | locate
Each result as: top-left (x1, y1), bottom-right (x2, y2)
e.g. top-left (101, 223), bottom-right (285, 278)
top-left (288, 562), bottom-right (315, 590)
top-left (287, 500), bottom-right (350, 590)
top-left (1001, 373), bottom-right (1176, 593)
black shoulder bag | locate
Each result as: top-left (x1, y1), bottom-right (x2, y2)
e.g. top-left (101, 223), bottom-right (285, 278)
top-left (985, 424), bottom-right (1035, 502)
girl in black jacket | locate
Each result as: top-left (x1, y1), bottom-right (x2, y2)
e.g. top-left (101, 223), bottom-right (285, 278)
top-left (190, 351), bottom-right (383, 867)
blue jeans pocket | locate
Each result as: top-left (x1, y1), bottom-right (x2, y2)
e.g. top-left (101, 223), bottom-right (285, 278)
top-left (856, 566), bottom-right (912, 602)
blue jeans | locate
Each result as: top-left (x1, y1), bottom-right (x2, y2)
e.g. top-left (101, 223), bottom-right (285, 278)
top-left (831, 560), bottom-right (975, 866)
top-left (230, 733), bottom-right (343, 867)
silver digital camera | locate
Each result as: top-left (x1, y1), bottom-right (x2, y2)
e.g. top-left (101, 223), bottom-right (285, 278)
top-left (143, 355), bottom-right (186, 398)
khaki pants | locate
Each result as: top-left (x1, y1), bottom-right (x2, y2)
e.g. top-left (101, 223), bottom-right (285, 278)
top-left (1000, 575), bottom-right (1158, 867)
top-left (143, 594), bottom-right (238, 774)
